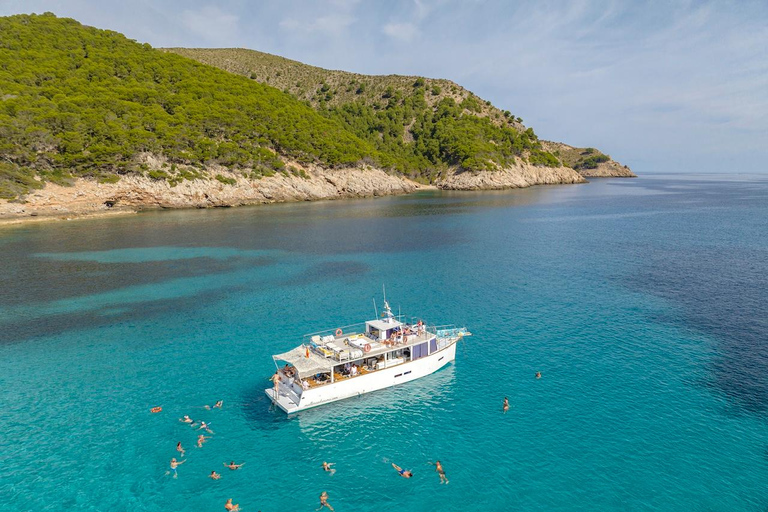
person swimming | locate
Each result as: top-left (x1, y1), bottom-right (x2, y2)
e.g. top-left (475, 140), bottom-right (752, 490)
top-left (430, 460), bottom-right (449, 484)
top-left (176, 442), bottom-right (185, 457)
top-left (503, 397), bottom-right (509, 413)
top-left (197, 434), bottom-right (211, 448)
top-left (169, 457), bottom-right (186, 478)
top-left (224, 498), bottom-right (240, 511)
top-left (391, 463), bottom-right (413, 478)
top-left (213, 400), bottom-right (223, 409)
top-left (198, 421), bottom-right (214, 433)
top-left (536, 371), bottom-right (542, 379)
top-left (209, 471), bottom-right (221, 480)
top-left (180, 415), bottom-right (194, 424)
top-left (316, 491), bottom-right (334, 511)
top-left (224, 461), bottom-right (245, 470)
top-left (322, 461), bottom-right (336, 475)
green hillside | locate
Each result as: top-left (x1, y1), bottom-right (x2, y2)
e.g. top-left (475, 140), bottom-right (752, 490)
top-left (0, 13), bottom-right (378, 199)
top-left (0, 13), bottom-right (566, 201)
top-left (166, 48), bottom-right (562, 181)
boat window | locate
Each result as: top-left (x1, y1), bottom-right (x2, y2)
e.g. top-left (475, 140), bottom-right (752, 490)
top-left (412, 342), bottom-right (428, 360)
top-left (429, 338), bottom-right (437, 354)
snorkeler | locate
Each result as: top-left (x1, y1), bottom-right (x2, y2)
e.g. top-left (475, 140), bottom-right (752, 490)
top-left (176, 442), bottom-right (185, 457)
top-left (391, 463), bottom-right (413, 478)
top-left (197, 434), bottom-right (211, 448)
top-left (316, 491), bottom-right (334, 511)
top-left (224, 498), bottom-right (240, 511)
top-left (322, 461), bottom-right (336, 475)
top-left (503, 397), bottom-right (509, 413)
top-left (430, 460), bottom-right (449, 484)
top-left (224, 461), bottom-right (245, 470)
top-left (169, 457), bottom-right (186, 478)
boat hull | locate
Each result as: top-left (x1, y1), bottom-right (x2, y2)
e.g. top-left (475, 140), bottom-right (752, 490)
top-left (266, 340), bottom-right (457, 414)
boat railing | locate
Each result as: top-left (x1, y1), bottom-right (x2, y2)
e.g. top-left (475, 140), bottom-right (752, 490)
top-left (433, 325), bottom-right (469, 340)
top-left (302, 322), bottom-right (369, 343)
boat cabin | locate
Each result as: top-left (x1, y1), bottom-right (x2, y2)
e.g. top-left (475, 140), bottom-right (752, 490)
top-left (365, 317), bottom-right (403, 342)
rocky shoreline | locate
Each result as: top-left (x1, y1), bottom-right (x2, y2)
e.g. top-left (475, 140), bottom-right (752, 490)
top-left (0, 161), bottom-right (633, 226)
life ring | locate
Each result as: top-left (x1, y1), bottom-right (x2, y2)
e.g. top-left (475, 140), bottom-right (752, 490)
top-left (150, 407), bottom-right (162, 413)
top-left (364, 343), bottom-right (371, 353)
top-left (335, 328), bottom-right (343, 337)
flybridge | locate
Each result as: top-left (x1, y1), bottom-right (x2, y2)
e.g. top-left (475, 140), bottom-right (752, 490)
top-left (266, 299), bottom-right (470, 414)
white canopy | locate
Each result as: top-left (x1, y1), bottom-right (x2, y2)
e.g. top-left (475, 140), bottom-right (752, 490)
top-left (273, 346), bottom-right (333, 379)
top-left (366, 318), bottom-right (403, 331)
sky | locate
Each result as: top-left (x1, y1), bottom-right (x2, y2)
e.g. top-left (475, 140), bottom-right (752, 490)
top-left (1, 0), bottom-right (767, 174)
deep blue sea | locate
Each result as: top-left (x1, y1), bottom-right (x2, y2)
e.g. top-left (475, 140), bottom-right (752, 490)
top-left (1, 174), bottom-right (767, 511)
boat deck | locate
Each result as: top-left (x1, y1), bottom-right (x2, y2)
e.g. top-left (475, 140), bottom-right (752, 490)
top-left (265, 388), bottom-right (300, 413)
top-left (313, 329), bottom-right (434, 362)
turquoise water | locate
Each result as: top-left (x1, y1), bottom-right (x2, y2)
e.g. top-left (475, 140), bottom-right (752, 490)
top-left (1, 174), bottom-right (767, 511)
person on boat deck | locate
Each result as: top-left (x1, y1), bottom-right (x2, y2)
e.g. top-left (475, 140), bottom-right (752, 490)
top-left (224, 498), bottom-right (240, 511)
top-left (322, 461), bottom-right (336, 475)
top-left (350, 365), bottom-right (358, 376)
top-left (271, 371), bottom-right (280, 394)
top-left (301, 379), bottom-right (310, 390)
top-left (391, 463), bottom-right (413, 478)
top-left (317, 491), bottom-right (334, 511)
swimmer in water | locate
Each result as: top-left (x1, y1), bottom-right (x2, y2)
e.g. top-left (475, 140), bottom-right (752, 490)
top-left (391, 463), bottom-right (413, 478)
top-left (169, 457), bottom-right (186, 478)
top-left (224, 461), bottom-right (245, 470)
top-left (209, 471), bottom-right (221, 480)
top-left (316, 491), bottom-right (334, 511)
top-left (224, 498), bottom-right (240, 511)
top-left (214, 400), bottom-right (223, 409)
top-left (198, 421), bottom-right (214, 434)
top-left (180, 415), bottom-right (193, 424)
top-left (176, 442), bottom-right (185, 457)
top-left (197, 434), bottom-right (211, 448)
top-left (430, 460), bottom-right (449, 484)
top-left (536, 371), bottom-right (541, 379)
top-left (503, 397), bottom-right (509, 413)
top-left (322, 461), bottom-right (336, 475)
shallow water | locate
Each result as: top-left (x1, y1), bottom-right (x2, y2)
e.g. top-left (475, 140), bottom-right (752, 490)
top-left (1, 174), bottom-right (767, 511)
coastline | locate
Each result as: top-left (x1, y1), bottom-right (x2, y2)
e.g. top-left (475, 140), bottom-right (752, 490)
top-left (0, 162), bottom-right (633, 227)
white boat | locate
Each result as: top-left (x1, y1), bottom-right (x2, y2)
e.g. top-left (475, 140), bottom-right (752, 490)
top-left (265, 300), bottom-right (470, 414)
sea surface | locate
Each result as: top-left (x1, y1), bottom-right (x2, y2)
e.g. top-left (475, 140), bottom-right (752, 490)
top-left (1, 174), bottom-right (767, 511)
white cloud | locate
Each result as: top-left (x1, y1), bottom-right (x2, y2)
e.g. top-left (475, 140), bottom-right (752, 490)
top-left (180, 5), bottom-right (239, 46)
top-left (382, 21), bottom-right (419, 42)
top-left (279, 14), bottom-right (356, 35)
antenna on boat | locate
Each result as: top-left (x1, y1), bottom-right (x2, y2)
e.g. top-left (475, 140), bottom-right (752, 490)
top-left (373, 298), bottom-right (378, 319)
